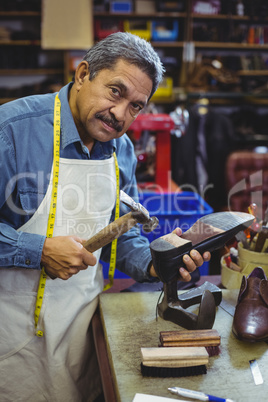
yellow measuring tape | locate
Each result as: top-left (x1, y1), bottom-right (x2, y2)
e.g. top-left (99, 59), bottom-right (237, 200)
top-left (34, 93), bottom-right (120, 333)
top-left (103, 152), bottom-right (120, 291)
top-left (34, 94), bottom-right (61, 337)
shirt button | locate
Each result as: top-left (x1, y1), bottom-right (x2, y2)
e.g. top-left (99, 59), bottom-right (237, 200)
top-left (25, 259), bottom-right (31, 266)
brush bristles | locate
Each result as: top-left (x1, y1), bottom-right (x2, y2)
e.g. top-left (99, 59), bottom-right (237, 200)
top-left (205, 345), bottom-right (221, 357)
top-left (141, 363), bottom-right (207, 377)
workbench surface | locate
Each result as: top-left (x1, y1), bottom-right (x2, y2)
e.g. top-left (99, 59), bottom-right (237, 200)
top-left (99, 289), bottom-right (268, 402)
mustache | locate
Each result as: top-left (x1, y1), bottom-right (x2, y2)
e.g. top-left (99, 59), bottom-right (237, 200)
top-left (95, 113), bottom-right (123, 133)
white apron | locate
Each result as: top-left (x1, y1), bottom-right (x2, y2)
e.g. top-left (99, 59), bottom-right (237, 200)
top-left (0, 156), bottom-right (116, 402)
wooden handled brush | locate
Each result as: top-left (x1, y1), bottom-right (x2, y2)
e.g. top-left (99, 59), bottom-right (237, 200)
top-left (159, 329), bottom-right (221, 357)
top-left (140, 346), bottom-right (208, 377)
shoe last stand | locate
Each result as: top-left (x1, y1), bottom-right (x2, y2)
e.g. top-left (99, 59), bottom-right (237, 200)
top-left (157, 280), bottom-right (222, 330)
top-left (150, 211), bottom-right (253, 329)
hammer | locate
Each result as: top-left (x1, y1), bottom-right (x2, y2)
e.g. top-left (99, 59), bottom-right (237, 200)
top-left (84, 190), bottom-right (159, 253)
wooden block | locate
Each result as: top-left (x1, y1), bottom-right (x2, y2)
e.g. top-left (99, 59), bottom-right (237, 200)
top-left (160, 232), bottom-right (191, 248)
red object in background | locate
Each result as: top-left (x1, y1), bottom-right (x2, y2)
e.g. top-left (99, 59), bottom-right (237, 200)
top-left (94, 19), bottom-right (124, 40)
top-left (244, 203), bottom-right (261, 244)
top-left (128, 114), bottom-right (174, 191)
top-left (137, 153), bottom-right (148, 163)
top-left (224, 255), bottom-right (232, 268)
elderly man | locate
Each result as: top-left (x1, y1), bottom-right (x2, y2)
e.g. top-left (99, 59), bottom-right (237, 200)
top-left (0, 32), bottom-right (210, 401)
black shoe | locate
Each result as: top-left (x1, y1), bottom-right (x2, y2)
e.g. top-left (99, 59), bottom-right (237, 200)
top-left (150, 212), bottom-right (254, 283)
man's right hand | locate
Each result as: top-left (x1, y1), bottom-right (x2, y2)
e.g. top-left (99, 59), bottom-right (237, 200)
top-left (41, 236), bottom-right (97, 280)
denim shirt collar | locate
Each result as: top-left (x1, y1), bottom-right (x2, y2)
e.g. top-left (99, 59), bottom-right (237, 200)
top-left (58, 83), bottom-right (116, 158)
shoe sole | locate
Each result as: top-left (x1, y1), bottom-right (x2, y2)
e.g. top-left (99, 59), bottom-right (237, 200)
top-left (232, 329), bottom-right (268, 343)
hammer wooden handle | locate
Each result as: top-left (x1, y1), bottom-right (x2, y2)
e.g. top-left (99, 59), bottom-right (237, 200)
top-left (84, 212), bottom-right (138, 253)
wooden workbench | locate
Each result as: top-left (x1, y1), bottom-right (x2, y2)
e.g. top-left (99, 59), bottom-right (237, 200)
top-left (95, 288), bottom-right (268, 402)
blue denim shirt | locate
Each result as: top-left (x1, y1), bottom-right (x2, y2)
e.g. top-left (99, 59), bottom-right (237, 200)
top-left (0, 83), bottom-right (153, 282)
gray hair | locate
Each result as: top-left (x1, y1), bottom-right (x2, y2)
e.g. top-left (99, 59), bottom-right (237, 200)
top-left (82, 32), bottom-right (165, 99)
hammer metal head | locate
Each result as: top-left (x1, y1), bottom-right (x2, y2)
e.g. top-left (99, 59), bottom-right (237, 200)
top-left (120, 190), bottom-right (159, 233)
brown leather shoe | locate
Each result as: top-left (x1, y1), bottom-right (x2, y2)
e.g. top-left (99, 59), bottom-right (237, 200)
top-left (232, 267), bottom-right (268, 342)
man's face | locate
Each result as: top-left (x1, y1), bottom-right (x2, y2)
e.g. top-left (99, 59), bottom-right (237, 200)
top-left (71, 59), bottom-right (153, 147)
